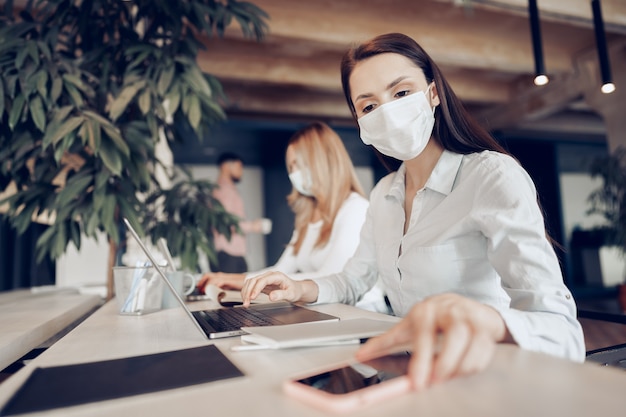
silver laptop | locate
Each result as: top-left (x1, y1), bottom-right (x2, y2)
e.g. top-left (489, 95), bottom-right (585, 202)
top-left (123, 218), bottom-right (339, 339)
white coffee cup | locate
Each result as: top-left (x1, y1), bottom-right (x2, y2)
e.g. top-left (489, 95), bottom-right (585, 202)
top-left (162, 271), bottom-right (197, 309)
top-left (260, 218), bottom-right (272, 234)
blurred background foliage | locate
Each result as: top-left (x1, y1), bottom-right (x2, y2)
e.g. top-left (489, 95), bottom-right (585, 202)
top-left (0, 0), bottom-right (269, 287)
top-left (588, 146), bottom-right (626, 258)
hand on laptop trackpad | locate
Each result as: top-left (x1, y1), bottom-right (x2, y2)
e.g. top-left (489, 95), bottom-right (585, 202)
top-left (189, 284), bottom-right (268, 306)
top-left (217, 288), bottom-right (270, 307)
top-left (219, 300), bottom-right (243, 307)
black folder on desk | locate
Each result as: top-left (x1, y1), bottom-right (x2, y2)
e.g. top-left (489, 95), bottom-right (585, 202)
top-left (0, 345), bottom-right (244, 416)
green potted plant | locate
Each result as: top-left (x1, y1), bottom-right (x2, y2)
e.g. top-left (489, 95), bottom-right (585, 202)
top-left (0, 0), bottom-right (268, 297)
top-left (587, 146), bottom-right (626, 310)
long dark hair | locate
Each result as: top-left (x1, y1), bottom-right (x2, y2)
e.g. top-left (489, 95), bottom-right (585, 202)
top-left (340, 33), bottom-right (509, 166)
top-left (340, 33), bottom-right (561, 248)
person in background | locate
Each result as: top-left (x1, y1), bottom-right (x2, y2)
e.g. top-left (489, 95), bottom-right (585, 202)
top-left (241, 33), bottom-right (585, 389)
top-left (211, 152), bottom-right (271, 273)
top-left (199, 122), bottom-right (388, 313)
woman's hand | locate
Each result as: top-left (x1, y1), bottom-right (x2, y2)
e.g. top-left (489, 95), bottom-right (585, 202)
top-left (356, 293), bottom-right (510, 391)
top-left (240, 271), bottom-right (319, 307)
top-left (197, 272), bottom-right (245, 291)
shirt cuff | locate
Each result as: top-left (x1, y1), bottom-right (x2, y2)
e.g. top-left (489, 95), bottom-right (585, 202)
top-left (309, 278), bottom-right (332, 305)
top-left (491, 305), bottom-right (531, 349)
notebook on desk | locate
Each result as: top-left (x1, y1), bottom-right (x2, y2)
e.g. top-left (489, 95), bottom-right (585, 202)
top-left (123, 218), bottom-right (339, 339)
top-left (0, 345), bottom-right (243, 416)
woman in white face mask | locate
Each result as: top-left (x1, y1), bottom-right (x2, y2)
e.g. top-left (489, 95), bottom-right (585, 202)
top-left (199, 122), bottom-right (389, 313)
top-left (241, 33), bottom-right (585, 387)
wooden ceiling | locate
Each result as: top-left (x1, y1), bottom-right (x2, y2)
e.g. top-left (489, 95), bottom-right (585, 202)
top-left (196, 0), bottom-right (626, 136)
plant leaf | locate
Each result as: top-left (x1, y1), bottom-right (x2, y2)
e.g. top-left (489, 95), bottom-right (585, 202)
top-left (138, 88), bottom-right (151, 115)
top-left (188, 94), bottom-right (200, 129)
top-left (29, 95), bottom-right (46, 132)
top-left (51, 75), bottom-right (62, 102)
top-left (98, 138), bottom-right (123, 176)
top-left (0, 78), bottom-right (5, 116)
top-left (63, 82), bottom-right (84, 107)
top-left (69, 220), bottom-right (81, 250)
top-left (15, 45), bottom-right (28, 69)
top-left (182, 66), bottom-right (212, 98)
top-left (8, 94), bottom-right (25, 130)
top-left (100, 193), bottom-right (119, 243)
top-left (52, 221), bottom-right (68, 259)
top-left (157, 65), bottom-right (174, 96)
top-left (56, 173), bottom-right (92, 206)
top-left (165, 86), bottom-right (181, 115)
top-left (35, 70), bottom-right (48, 98)
top-left (62, 73), bottom-right (91, 96)
top-left (109, 80), bottom-right (146, 122)
top-left (26, 41), bottom-right (40, 67)
top-left (101, 122), bottom-right (130, 157)
top-left (43, 116), bottom-right (83, 148)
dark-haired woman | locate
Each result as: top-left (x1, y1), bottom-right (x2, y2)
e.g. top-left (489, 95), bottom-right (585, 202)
top-left (242, 33), bottom-right (585, 389)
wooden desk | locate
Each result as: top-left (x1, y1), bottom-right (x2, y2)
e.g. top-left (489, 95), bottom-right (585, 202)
top-left (0, 299), bottom-right (625, 417)
top-left (0, 289), bottom-right (101, 371)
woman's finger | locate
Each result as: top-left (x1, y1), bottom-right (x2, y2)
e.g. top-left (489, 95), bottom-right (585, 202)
top-left (241, 272), bottom-right (290, 306)
top-left (356, 320), bottom-right (413, 361)
top-left (452, 332), bottom-right (495, 377)
top-left (197, 273), bottom-right (210, 289)
top-left (407, 309), bottom-right (436, 391)
top-left (431, 322), bottom-right (470, 384)
top-left (240, 276), bottom-right (259, 306)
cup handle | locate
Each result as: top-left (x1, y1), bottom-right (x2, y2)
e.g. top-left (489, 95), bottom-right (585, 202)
top-left (183, 273), bottom-right (197, 296)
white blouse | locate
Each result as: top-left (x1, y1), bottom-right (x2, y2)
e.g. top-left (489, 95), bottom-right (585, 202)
top-left (247, 192), bottom-right (388, 313)
top-left (314, 150), bottom-right (585, 362)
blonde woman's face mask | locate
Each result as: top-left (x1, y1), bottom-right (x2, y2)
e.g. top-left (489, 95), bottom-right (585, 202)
top-left (288, 169), bottom-right (314, 196)
top-left (286, 145), bottom-right (314, 196)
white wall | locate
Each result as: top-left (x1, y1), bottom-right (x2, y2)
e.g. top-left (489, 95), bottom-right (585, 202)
top-left (559, 173), bottom-right (605, 243)
top-left (355, 166), bottom-right (375, 196)
top-left (559, 172), bottom-right (625, 286)
top-left (55, 230), bottom-right (109, 295)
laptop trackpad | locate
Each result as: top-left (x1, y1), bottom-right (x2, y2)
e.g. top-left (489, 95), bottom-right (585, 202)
top-left (258, 304), bottom-right (338, 325)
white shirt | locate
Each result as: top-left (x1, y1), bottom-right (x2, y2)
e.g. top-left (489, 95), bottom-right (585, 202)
top-left (314, 150), bottom-right (585, 362)
top-left (247, 192), bottom-right (388, 313)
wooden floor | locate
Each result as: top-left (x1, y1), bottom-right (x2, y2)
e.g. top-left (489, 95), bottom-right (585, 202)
top-left (580, 318), bottom-right (626, 352)
top-left (576, 295), bottom-right (626, 352)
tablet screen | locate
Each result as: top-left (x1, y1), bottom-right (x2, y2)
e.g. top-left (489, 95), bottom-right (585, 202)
top-left (294, 351), bottom-right (410, 395)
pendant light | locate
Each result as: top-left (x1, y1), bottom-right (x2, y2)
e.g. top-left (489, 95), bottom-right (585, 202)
top-left (591, 0), bottom-right (615, 94)
top-left (528, 0), bottom-right (548, 86)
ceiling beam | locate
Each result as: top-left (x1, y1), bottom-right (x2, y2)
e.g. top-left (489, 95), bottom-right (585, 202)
top-left (219, 81), bottom-right (352, 122)
top-left (435, 0), bottom-right (626, 33)
top-left (197, 36), bottom-right (512, 105)
top-left (197, 0), bottom-right (624, 132)
top-left (478, 34), bottom-right (626, 131)
top-left (242, 0), bottom-right (579, 74)
top-left (477, 71), bottom-right (584, 131)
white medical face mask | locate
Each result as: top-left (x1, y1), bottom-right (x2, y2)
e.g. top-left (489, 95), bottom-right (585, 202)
top-left (288, 169), bottom-right (314, 197)
top-left (357, 87), bottom-right (436, 161)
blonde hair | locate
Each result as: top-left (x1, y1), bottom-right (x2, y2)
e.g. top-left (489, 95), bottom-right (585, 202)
top-left (287, 122), bottom-right (365, 254)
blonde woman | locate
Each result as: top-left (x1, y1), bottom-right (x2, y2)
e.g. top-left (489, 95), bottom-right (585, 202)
top-left (199, 122), bottom-right (387, 313)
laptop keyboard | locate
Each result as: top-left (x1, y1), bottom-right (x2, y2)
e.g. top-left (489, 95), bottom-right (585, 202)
top-left (195, 307), bottom-right (281, 332)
